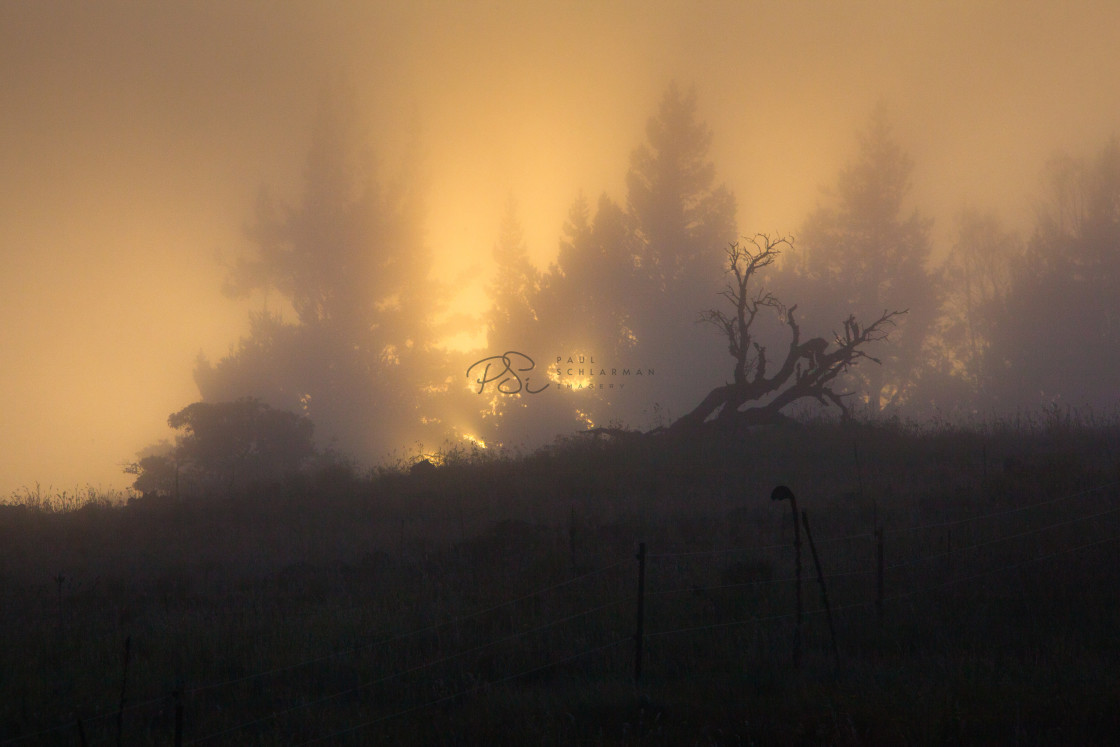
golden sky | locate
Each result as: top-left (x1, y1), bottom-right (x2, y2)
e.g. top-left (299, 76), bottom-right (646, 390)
top-left (2, 1), bottom-right (1120, 495)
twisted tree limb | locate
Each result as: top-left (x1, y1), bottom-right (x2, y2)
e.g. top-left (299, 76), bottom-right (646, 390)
top-left (669, 234), bottom-right (906, 433)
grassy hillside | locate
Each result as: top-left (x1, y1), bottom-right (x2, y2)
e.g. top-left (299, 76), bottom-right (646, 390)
top-left (2, 416), bottom-right (1119, 745)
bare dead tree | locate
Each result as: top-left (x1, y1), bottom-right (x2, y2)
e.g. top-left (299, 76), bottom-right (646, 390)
top-left (669, 234), bottom-right (906, 432)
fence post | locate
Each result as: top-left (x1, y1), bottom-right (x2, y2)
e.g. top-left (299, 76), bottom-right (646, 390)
top-left (116, 635), bottom-right (131, 747)
top-left (801, 510), bottom-right (840, 670)
top-left (946, 528), bottom-right (952, 573)
top-left (875, 526), bottom-right (884, 626)
top-left (569, 506), bottom-right (578, 574)
top-left (634, 542), bottom-right (646, 684)
top-left (854, 441), bottom-right (864, 498)
top-left (54, 572), bottom-right (65, 693)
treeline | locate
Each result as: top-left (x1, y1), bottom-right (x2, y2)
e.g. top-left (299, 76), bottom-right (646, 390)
top-left (130, 83), bottom-right (1120, 487)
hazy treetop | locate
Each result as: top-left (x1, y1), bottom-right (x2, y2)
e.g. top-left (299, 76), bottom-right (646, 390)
top-left (3, 1), bottom-right (1120, 493)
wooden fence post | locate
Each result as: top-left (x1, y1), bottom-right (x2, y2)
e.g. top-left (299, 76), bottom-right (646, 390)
top-left (116, 635), bottom-right (131, 747)
top-left (946, 529), bottom-right (952, 573)
top-left (854, 441), bottom-right (864, 497)
top-left (634, 542), bottom-right (646, 684)
top-left (174, 688), bottom-right (184, 747)
top-left (569, 506), bottom-right (578, 574)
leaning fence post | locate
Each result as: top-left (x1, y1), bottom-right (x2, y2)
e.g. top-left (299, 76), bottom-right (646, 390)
top-left (801, 510), bottom-right (840, 670)
top-left (634, 541), bottom-right (646, 684)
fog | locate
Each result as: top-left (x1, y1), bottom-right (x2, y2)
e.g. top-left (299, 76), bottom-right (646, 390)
top-left (3, 1), bottom-right (1120, 496)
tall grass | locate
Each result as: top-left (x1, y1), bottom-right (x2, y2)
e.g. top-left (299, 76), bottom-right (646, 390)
top-left (1, 412), bottom-right (1119, 744)
top-left (2, 483), bottom-right (125, 512)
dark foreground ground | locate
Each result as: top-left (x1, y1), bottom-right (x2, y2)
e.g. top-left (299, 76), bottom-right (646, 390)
top-left (3, 417), bottom-right (1120, 745)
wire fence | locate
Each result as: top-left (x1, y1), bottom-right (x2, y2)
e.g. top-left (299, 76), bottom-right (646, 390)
top-left (3, 479), bottom-right (1118, 745)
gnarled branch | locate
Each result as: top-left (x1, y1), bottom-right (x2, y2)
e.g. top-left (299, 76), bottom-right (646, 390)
top-left (671, 233), bottom-right (906, 432)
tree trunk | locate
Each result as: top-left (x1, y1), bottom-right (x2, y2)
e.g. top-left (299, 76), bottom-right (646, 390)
top-left (669, 384), bottom-right (736, 431)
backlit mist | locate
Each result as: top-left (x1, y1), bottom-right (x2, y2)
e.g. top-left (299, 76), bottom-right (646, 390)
top-left (3, 1), bottom-right (1120, 496)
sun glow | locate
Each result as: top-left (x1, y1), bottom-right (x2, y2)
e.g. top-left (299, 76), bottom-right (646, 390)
top-left (431, 291), bottom-right (488, 353)
top-left (461, 432), bottom-right (487, 449)
top-left (548, 351), bottom-right (598, 391)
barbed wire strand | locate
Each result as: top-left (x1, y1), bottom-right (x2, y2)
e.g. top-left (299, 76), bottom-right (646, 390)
top-left (180, 558), bottom-right (628, 699)
top-left (293, 638), bottom-right (630, 746)
top-left (645, 527), bottom-right (1120, 640)
top-left (647, 565), bottom-right (879, 600)
top-left (647, 539), bottom-right (794, 559)
top-left (884, 502), bottom-right (1120, 573)
top-left (6, 479), bottom-right (1118, 745)
top-left (184, 597), bottom-right (630, 744)
top-left (0, 560), bottom-right (629, 747)
top-left (0, 687), bottom-right (173, 746)
top-left (884, 480), bottom-right (1119, 537)
top-left (644, 480), bottom-right (1117, 561)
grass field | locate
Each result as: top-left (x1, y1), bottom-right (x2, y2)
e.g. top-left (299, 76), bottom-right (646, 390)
top-left (2, 415), bottom-right (1120, 745)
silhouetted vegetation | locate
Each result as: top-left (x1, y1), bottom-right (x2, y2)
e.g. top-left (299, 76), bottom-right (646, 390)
top-left (7, 417), bottom-right (1120, 744)
top-left (481, 83), bottom-right (738, 444)
top-left (9, 6), bottom-right (1120, 738)
top-left (131, 81), bottom-right (1120, 475)
top-left (669, 234), bottom-right (905, 432)
top-left (88, 82), bottom-right (1120, 743)
top-left (126, 399), bottom-right (316, 498)
top-left (194, 87), bottom-right (444, 463)
top-left (986, 137), bottom-right (1120, 410)
top-left (777, 105), bottom-right (938, 417)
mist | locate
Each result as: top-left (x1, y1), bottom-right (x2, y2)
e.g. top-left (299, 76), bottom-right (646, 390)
top-left (3, 1), bottom-right (1120, 495)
